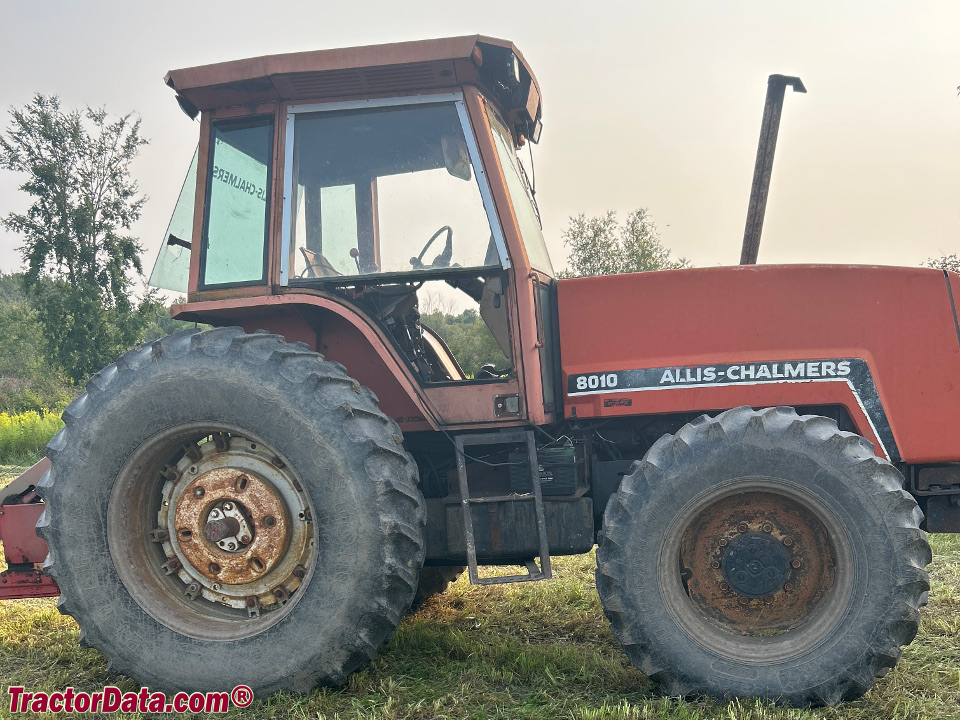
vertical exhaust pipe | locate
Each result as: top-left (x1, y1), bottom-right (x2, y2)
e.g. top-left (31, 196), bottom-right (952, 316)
top-left (740, 74), bottom-right (806, 265)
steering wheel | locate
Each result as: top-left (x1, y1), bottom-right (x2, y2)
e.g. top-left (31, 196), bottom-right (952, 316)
top-left (410, 226), bottom-right (453, 269)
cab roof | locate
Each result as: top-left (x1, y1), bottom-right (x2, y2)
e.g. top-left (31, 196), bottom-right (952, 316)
top-left (165, 35), bottom-right (542, 141)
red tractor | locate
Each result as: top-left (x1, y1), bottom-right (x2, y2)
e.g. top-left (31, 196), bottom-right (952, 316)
top-left (0, 35), bottom-right (948, 706)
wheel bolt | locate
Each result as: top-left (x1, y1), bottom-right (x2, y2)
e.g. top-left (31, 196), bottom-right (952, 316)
top-left (193, 487), bottom-right (205, 498)
top-left (737, 523), bottom-right (748, 533)
top-left (782, 536), bottom-right (793, 546)
top-left (761, 523), bottom-right (773, 533)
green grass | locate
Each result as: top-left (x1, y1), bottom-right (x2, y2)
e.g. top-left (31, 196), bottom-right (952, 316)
top-left (0, 411), bottom-right (62, 466)
top-left (1, 463), bottom-right (958, 719)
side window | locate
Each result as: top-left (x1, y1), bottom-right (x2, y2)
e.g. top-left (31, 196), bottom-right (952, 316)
top-left (149, 147), bottom-right (197, 293)
top-left (201, 116), bottom-right (273, 287)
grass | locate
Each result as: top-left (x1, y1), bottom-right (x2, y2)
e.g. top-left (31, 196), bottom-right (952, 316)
top-left (1, 463), bottom-right (959, 719)
top-left (0, 411), bottom-right (62, 466)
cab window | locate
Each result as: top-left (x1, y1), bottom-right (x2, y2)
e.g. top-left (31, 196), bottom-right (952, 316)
top-left (200, 116), bottom-right (273, 287)
top-left (288, 102), bottom-right (501, 281)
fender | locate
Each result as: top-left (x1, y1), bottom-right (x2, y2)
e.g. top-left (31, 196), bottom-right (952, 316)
top-left (173, 293), bottom-right (437, 431)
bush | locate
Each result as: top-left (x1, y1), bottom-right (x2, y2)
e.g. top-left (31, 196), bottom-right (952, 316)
top-left (0, 410), bottom-right (63, 463)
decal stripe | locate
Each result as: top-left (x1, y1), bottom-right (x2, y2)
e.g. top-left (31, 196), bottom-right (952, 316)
top-left (567, 359), bottom-right (898, 461)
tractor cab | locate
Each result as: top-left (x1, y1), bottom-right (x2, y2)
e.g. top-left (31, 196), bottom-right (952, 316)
top-left (150, 36), bottom-right (559, 432)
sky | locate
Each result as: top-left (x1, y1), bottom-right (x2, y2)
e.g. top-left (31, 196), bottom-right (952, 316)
top-left (0, 0), bottom-right (957, 279)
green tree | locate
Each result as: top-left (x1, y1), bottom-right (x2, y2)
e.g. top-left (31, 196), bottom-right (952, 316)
top-left (0, 94), bottom-right (153, 382)
top-left (420, 308), bottom-right (508, 376)
top-left (0, 272), bottom-right (73, 413)
top-left (558, 209), bottom-right (690, 278)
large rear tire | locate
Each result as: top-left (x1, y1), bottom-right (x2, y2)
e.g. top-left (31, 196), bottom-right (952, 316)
top-left (596, 406), bottom-right (930, 706)
top-left (37, 328), bottom-right (425, 695)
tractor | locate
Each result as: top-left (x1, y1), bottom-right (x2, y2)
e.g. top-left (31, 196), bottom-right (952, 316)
top-left (0, 35), bottom-right (950, 706)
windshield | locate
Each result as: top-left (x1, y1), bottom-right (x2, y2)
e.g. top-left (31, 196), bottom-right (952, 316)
top-left (485, 105), bottom-right (554, 276)
top-left (287, 101), bottom-right (502, 283)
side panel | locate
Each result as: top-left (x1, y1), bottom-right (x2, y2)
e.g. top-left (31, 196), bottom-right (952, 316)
top-left (558, 265), bottom-right (960, 463)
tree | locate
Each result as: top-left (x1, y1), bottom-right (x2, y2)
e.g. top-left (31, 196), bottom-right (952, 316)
top-left (558, 209), bottom-right (690, 278)
top-left (926, 254), bottom-right (960, 273)
top-left (0, 94), bottom-right (153, 382)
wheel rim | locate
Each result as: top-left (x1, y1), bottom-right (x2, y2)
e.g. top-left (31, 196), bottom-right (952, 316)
top-left (660, 477), bottom-right (855, 662)
top-left (108, 424), bottom-right (317, 641)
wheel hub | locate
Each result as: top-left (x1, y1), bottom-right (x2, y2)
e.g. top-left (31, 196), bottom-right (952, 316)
top-left (155, 435), bottom-right (313, 613)
top-left (677, 488), bottom-right (837, 637)
top-left (721, 532), bottom-right (790, 598)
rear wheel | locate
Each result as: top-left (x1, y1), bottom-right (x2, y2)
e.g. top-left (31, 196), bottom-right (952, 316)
top-left (596, 406), bottom-right (930, 706)
top-left (38, 328), bottom-right (425, 694)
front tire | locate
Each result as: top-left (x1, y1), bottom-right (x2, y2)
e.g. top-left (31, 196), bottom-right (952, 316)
top-left (596, 406), bottom-right (930, 706)
top-left (37, 328), bottom-right (425, 695)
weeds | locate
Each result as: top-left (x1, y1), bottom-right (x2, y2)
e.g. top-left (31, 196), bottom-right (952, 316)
top-left (0, 411), bottom-right (62, 465)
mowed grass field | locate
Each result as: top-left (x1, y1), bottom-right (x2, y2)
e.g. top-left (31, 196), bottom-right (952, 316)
top-left (1, 465), bottom-right (959, 720)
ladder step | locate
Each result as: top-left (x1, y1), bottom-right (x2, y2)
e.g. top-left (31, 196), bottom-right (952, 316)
top-left (455, 430), bottom-right (552, 586)
top-left (467, 493), bottom-right (534, 504)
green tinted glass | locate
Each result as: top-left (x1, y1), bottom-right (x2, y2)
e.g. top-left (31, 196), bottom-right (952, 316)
top-left (202, 117), bottom-right (273, 286)
top-left (149, 147), bottom-right (197, 293)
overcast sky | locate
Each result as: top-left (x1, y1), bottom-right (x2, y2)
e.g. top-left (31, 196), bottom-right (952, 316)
top-left (0, 0), bottom-right (957, 279)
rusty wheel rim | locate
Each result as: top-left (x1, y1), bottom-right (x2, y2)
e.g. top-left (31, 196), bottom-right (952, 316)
top-left (108, 424), bottom-right (317, 642)
top-left (659, 477), bottom-right (854, 662)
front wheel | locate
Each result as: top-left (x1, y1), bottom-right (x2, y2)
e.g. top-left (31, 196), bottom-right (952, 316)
top-left (596, 406), bottom-right (930, 706)
top-left (38, 328), bottom-right (425, 695)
